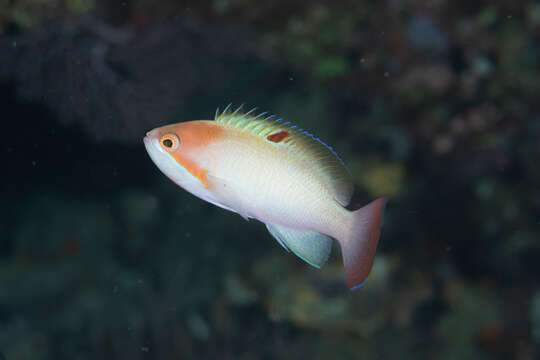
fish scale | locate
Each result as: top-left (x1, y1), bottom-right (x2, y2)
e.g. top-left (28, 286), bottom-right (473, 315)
top-left (215, 105), bottom-right (353, 206)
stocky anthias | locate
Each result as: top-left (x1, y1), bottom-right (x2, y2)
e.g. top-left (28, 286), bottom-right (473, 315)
top-left (144, 105), bottom-right (386, 290)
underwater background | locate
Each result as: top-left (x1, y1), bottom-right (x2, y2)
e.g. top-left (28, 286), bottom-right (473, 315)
top-left (1, 1), bottom-right (539, 359)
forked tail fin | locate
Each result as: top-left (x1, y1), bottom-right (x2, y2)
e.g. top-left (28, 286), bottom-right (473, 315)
top-left (338, 197), bottom-right (387, 290)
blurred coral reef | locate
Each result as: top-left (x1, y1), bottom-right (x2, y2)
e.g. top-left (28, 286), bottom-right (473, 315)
top-left (1, 0), bottom-right (539, 359)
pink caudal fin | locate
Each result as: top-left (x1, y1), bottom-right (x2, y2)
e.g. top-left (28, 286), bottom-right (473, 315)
top-left (340, 197), bottom-right (387, 290)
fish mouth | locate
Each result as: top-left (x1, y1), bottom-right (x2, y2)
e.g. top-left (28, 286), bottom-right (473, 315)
top-left (143, 133), bottom-right (167, 155)
top-left (143, 131), bottom-right (153, 145)
top-left (144, 129), bottom-right (165, 152)
top-left (143, 135), bottom-right (153, 152)
top-left (143, 134), bottom-right (173, 179)
top-left (143, 130), bottom-right (194, 189)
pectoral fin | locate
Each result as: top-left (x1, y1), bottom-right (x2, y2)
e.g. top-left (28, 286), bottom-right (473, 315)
top-left (265, 223), bottom-right (333, 268)
top-left (205, 173), bottom-right (252, 220)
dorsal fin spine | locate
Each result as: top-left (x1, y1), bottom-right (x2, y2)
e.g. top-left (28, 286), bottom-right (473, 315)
top-left (231, 104), bottom-right (244, 118)
top-left (258, 124), bottom-right (274, 136)
top-left (244, 107), bottom-right (258, 118)
top-left (251, 121), bottom-right (267, 133)
top-left (256, 111), bottom-right (268, 120)
top-left (228, 107), bottom-right (243, 125)
top-left (222, 103), bottom-right (233, 116)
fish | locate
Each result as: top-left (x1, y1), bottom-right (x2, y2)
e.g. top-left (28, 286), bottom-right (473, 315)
top-left (143, 105), bottom-right (386, 289)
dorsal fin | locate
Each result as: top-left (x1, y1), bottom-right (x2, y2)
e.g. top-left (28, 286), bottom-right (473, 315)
top-left (215, 105), bottom-right (353, 205)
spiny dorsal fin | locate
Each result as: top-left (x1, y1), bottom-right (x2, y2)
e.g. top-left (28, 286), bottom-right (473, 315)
top-left (215, 105), bottom-right (353, 205)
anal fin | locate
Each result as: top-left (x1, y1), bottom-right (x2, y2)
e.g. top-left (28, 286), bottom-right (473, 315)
top-left (265, 223), bottom-right (333, 268)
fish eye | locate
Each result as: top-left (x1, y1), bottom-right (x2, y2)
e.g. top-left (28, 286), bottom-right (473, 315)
top-left (160, 133), bottom-right (180, 152)
top-left (163, 139), bottom-right (173, 147)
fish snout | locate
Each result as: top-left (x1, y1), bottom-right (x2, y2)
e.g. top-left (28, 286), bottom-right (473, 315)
top-left (144, 129), bottom-right (162, 146)
top-left (145, 129), bottom-right (160, 139)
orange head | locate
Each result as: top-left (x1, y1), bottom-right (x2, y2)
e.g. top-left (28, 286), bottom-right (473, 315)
top-left (143, 120), bottom-right (223, 189)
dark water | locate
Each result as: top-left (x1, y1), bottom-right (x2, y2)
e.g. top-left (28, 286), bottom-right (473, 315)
top-left (1, 2), bottom-right (539, 359)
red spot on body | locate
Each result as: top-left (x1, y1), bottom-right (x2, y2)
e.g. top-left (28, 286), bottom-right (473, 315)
top-left (267, 131), bottom-right (289, 143)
